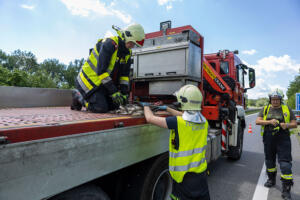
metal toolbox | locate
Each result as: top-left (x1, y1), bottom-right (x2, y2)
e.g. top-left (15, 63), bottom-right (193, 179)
top-left (132, 31), bottom-right (202, 95)
top-left (133, 41), bottom-right (201, 80)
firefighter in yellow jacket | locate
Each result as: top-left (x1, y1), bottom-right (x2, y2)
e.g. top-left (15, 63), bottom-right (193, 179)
top-left (71, 24), bottom-right (145, 113)
top-left (141, 85), bottom-right (210, 200)
top-left (256, 89), bottom-right (297, 200)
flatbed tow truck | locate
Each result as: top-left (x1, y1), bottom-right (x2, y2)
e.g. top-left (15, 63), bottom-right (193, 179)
top-left (0, 21), bottom-right (255, 200)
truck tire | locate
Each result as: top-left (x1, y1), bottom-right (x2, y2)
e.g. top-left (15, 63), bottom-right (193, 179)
top-left (140, 153), bottom-right (172, 200)
top-left (50, 184), bottom-right (110, 200)
top-left (227, 118), bottom-right (244, 160)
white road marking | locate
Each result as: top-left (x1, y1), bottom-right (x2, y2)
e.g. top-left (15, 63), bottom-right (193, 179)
top-left (246, 112), bottom-right (269, 199)
top-left (252, 162), bottom-right (269, 200)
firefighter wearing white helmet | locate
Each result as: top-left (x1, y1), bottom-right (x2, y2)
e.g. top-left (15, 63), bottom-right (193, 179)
top-left (268, 88), bottom-right (284, 103)
top-left (256, 88), bottom-right (297, 200)
top-left (71, 23), bottom-right (145, 113)
top-left (123, 23), bottom-right (145, 47)
top-left (175, 84), bottom-right (203, 110)
top-left (140, 84), bottom-right (210, 200)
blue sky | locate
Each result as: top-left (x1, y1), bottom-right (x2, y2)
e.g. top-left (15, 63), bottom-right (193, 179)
top-left (0, 0), bottom-right (300, 99)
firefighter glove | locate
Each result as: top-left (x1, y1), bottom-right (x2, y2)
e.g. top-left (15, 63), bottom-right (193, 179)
top-left (272, 120), bottom-right (280, 135)
top-left (153, 105), bottom-right (167, 111)
top-left (121, 94), bottom-right (128, 105)
top-left (138, 102), bottom-right (150, 107)
top-left (111, 92), bottom-right (124, 106)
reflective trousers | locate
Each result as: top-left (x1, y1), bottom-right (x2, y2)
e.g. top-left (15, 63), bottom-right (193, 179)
top-left (171, 172), bottom-right (210, 200)
top-left (263, 130), bottom-right (292, 177)
top-left (76, 81), bottom-right (117, 113)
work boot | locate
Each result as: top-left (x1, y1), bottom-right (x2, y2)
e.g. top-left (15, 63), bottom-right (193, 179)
top-left (281, 179), bottom-right (293, 200)
top-left (264, 171), bottom-right (276, 188)
top-left (71, 89), bottom-right (83, 111)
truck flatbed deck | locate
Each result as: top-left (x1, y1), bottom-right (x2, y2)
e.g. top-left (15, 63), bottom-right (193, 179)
top-left (0, 107), bottom-right (146, 144)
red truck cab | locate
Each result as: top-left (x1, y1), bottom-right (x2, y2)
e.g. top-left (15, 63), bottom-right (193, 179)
top-left (204, 50), bottom-right (255, 110)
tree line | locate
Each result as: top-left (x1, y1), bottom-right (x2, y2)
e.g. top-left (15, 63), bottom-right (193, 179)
top-left (286, 70), bottom-right (300, 110)
top-left (0, 49), bottom-right (84, 89)
top-left (0, 49), bottom-right (299, 109)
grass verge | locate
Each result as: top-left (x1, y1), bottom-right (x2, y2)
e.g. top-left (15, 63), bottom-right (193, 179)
top-left (294, 125), bottom-right (300, 145)
top-left (245, 109), bottom-right (260, 115)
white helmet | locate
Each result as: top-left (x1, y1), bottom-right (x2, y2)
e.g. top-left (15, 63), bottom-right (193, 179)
top-left (174, 85), bottom-right (203, 111)
top-left (268, 88), bottom-right (284, 100)
top-left (123, 23), bottom-right (145, 47)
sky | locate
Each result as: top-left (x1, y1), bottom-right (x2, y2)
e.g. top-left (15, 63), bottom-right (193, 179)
top-left (0, 0), bottom-right (300, 99)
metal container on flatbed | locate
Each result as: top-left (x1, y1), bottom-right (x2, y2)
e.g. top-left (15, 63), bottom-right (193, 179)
top-left (132, 30), bottom-right (202, 95)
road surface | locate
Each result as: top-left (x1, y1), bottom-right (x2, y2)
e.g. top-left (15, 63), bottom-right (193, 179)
top-left (207, 113), bottom-right (300, 200)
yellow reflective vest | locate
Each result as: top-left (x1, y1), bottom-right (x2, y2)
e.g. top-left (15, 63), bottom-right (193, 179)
top-left (261, 104), bottom-right (291, 136)
top-left (77, 36), bottom-right (131, 97)
top-left (169, 117), bottom-right (208, 183)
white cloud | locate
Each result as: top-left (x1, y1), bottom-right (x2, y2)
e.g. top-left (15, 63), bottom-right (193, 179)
top-left (245, 55), bottom-right (300, 99)
top-left (247, 80), bottom-right (288, 99)
top-left (158, 0), bottom-right (172, 5)
top-left (256, 55), bottom-right (299, 73)
top-left (242, 49), bottom-right (257, 55)
top-left (157, 0), bottom-right (177, 10)
top-left (111, 9), bottom-right (132, 24)
top-left (103, 30), bottom-right (114, 38)
top-left (60, 0), bottom-right (132, 24)
top-left (20, 4), bottom-right (35, 10)
top-left (166, 5), bottom-right (173, 10)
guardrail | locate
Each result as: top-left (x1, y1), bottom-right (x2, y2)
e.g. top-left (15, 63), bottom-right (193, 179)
top-left (245, 108), bottom-right (261, 115)
top-left (0, 86), bottom-right (72, 108)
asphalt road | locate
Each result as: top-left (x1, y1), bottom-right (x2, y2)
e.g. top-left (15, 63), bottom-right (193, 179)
top-left (207, 113), bottom-right (300, 200)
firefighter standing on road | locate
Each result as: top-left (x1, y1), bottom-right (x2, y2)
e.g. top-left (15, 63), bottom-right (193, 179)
top-left (71, 23), bottom-right (145, 113)
top-left (256, 89), bottom-right (297, 200)
top-left (141, 85), bottom-right (210, 200)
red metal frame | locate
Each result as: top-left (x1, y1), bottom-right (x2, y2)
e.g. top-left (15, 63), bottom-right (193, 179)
top-left (202, 106), bottom-right (219, 121)
top-left (0, 107), bottom-right (146, 144)
top-left (0, 117), bottom-right (146, 144)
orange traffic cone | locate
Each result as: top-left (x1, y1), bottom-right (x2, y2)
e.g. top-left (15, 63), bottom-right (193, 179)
top-left (248, 123), bottom-right (253, 134)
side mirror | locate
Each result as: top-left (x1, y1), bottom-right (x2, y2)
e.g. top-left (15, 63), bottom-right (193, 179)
top-left (248, 67), bottom-right (255, 88)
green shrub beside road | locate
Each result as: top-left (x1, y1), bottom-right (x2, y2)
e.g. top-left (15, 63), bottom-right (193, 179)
top-left (245, 108), bottom-right (261, 115)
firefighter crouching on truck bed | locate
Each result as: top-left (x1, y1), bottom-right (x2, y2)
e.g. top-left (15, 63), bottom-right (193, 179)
top-left (140, 85), bottom-right (210, 200)
top-left (71, 24), bottom-right (145, 113)
top-left (256, 89), bottom-right (297, 200)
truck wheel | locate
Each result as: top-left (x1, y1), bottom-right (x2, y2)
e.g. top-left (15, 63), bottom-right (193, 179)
top-left (140, 153), bottom-right (172, 200)
top-left (50, 184), bottom-right (110, 200)
top-left (227, 118), bottom-right (244, 160)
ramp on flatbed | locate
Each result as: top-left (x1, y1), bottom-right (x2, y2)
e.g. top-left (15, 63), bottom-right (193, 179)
top-left (0, 107), bottom-right (146, 143)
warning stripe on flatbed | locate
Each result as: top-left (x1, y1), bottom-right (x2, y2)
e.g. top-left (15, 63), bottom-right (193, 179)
top-left (0, 107), bottom-right (146, 144)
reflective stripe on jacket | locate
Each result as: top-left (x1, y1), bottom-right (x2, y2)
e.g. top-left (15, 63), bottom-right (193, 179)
top-left (261, 104), bottom-right (290, 136)
top-left (169, 117), bottom-right (208, 183)
top-left (77, 36), bottom-right (131, 97)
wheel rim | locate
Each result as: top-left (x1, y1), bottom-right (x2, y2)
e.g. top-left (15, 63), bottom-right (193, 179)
top-left (151, 169), bottom-right (172, 200)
